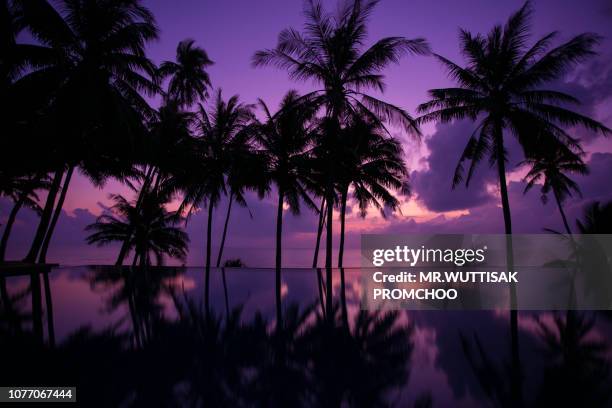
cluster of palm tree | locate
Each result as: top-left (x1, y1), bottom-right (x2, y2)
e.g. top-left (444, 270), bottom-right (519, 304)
top-left (1, 0), bottom-right (420, 325)
top-left (1, 0), bottom-right (610, 395)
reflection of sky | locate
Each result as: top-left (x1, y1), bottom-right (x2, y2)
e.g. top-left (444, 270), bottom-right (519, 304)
top-left (4, 266), bottom-right (612, 406)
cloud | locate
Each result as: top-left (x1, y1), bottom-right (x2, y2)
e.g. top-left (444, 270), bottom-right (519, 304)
top-left (378, 152), bottom-right (612, 236)
top-left (410, 120), bottom-right (525, 213)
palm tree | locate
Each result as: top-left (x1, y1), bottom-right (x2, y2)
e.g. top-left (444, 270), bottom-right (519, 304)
top-left (215, 149), bottom-right (267, 268)
top-left (158, 39), bottom-right (213, 107)
top-left (331, 117), bottom-right (409, 324)
top-left (522, 143), bottom-right (588, 235)
top-left (253, 0), bottom-right (427, 317)
top-left (181, 89), bottom-right (254, 315)
top-left (335, 118), bottom-right (408, 268)
top-left (115, 100), bottom-right (197, 266)
top-left (16, 0), bottom-right (159, 263)
top-left (256, 90), bottom-right (317, 327)
top-left (417, 3), bottom-right (609, 401)
top-left (86, 185), bottom-right (189, 268)
top-left (0, 175), bottom-right (47, 262)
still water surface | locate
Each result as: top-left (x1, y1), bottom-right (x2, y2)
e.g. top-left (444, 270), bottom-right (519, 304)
top-left (1, 266), bottom-right (611, 407)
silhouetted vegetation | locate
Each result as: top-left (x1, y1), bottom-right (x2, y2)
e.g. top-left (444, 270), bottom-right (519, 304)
top-left (1, 0), bottom-right (611, 405)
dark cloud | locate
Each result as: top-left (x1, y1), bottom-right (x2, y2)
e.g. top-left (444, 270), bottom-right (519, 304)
top-left (410, 120), bottom-right (524, 213)
top-left (379, 152), bottom-right (612, 236)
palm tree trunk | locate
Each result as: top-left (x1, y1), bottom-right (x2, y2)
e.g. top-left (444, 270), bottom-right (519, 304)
top-left (205, 202), bottom-right (214, 318)
top-left (275, 188), bottom-right (284, 329)
top-left (216, 191), bottom-right (234, 268)
top-left (325, 183), bottom-right (334, 320)
top-left (116, 166), bottom-right (155, 266)
top-left (221, 267), bottom-right (230, 317)
top-left (494, 125), bottom-right (521, 406)
top-left (30, 272), bottom-right (44, 344)
top-left (0, 198), bottom-right (23, 262)
top-left (338, 187), bottom-right (349, 327)
top-left (554, 190), bottom-right (572, 235)
top-left (312, 198), bottom-right (326, 268)
top-left (554, 189), bottom-right (578, 308)
top-left (316, 267), bottom-right (326, 318)
top-left (42, 270), bottom-right (55, 347)
top-left (338, 188), bottom-right (348, 268)
top-left (38, 166), bottom-right (74, 264)
top-left (24, 169), bottom-right (64, 263)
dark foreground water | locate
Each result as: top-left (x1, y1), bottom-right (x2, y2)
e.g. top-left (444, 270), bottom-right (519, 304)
top-left (1, 266), bottom-right (611, 407)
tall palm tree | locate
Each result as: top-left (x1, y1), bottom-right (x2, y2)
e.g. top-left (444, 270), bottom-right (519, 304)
top-left (181, 89), bottom-right (254, 315)
top-left (253, 0), bottom-right (427, 317)
top-left (158, 39), bottom-right (213, 107)
top-left (256, 90), bottom-right (317, 327)
top-left (86, 185), bottom-right (189, 268)
top-left (522, 144), bottom-right (588, 235)
top-left (215, 149), bottom-right (267, 268)
top-left (16, 0), bottom-right (159, 263)
top-left (115, 100), bottom-right (197, 266)
top-left (417, 3), bottom-right (609, 401)
top-left (335, 118), bottom-right (408, 268)
top-left (331, 118), bottom-right (408, 325)
top-left (0, 175), bottom-right (47, 262)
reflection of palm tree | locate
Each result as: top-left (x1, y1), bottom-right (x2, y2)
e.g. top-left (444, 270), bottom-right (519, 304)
top-left (86, 186), bottom-right (189, 268)
top-left (417, 3), bottom-right (609, 400)
top-left (181, 90), bottom-right (254, 315)
top-left (304, 307), bottom-right (413, 407)
top-left (251, 303), bottom-right (312, 407)
top-left (169, 297), bottom-right (265, 406)
top-left (17, 0), bottom-right (159, 263)
top-left (253, 0), bottom-right (427, 318)
top-left (158, 39), bottom-right (213, 107)
top-left (256, 91), bottom-right (317, 327)
top-left (576, 201), bottom-right (612, 234)
top-left (0, 175), bottom-right (47, 261)
top-left (536, 311), bottom-right (611, 407)
top-left (89, 266), bottom-right (181, 347)
top-left (522, 143), bottom-right (587, 234)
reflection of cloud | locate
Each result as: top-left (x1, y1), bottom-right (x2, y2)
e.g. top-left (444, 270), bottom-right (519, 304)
top-left (168, 275), bottom-right (197, 291)
top-left (280, 281), bottom-right (288, 298)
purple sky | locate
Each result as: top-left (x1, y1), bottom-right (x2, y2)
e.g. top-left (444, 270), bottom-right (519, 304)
top-left (2, 0), bottom-right (612, 266)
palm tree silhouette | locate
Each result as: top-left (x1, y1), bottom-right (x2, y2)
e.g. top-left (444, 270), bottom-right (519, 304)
top-left (417, 2), bottom-right (610, 401)
top-left (16, 0), bottom-right (159, 263)
top-left (536, 311), bottom-right (611, 407)
top-left (214, 126), bottom-right (267, 269)
top-left (0, 175), bottom-right (47, 262)
top-left (576, 201), bottom-right (612, 234)
top-left (115, 38), bottom-right (211, 266)
top-left (329, 118), bottom-right (408, 324)
top-left (256, 90), bottom-right (317, 327)
top-left (181, 89), bottom-right (255, 315)
top-left (303, 307), bottom-right (413, 407)
top-left (86, 184), bottom-right (188, 268)
top-left (522, 143), bottom-right (588, 234)
top-left (253, 0), bottom-right (427, 318)
top-left (115, 100), bottom-right (197, 266)
top-left (335, 118), bottom-right (408, 268)
top-left (158, 39), bottom-right (213, 107)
